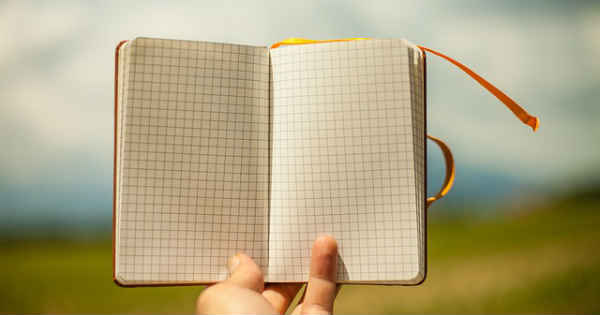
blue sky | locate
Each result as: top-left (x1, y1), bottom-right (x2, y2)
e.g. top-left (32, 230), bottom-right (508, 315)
top-left (1, 0), bottom-right (599, 229)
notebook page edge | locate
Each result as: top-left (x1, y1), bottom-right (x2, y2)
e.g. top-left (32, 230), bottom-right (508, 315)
top-left (114, 40), bottom-right (129, 285)
top-left (407, 42), bottom-right (427, 284)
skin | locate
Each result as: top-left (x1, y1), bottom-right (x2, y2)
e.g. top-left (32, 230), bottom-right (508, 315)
top-left (196, 235), bottom-right (339, 315)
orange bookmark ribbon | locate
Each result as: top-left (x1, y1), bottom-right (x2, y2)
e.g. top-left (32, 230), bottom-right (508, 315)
top-left (271, 38), bottom-right (539, 132)
top-left (417, 46), bottom-right (539, 132)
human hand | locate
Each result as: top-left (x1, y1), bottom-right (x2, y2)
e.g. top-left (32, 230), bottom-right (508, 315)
top-left (196, 235), bottom-right (339, 315)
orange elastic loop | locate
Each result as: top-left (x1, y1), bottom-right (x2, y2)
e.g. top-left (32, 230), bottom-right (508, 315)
top-left (426, 135), bottom-right (455, 208)
top-left (417, 46), bottom-right (539, 132)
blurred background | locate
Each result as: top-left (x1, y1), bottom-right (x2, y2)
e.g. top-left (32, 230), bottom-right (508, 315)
top-left (1, 0), bottom-right (599, 313)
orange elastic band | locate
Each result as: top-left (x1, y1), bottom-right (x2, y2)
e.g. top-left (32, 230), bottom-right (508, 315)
top-left (426, 135), bottom-right (455, 208)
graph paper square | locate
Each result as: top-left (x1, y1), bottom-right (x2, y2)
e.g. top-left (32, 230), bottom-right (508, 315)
top-left (115, 37), bottom-right (426, 285)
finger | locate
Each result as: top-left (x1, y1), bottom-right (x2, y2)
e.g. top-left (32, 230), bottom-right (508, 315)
top-left (301, 235), bottom-right (338, 315)
top-left (294, 284), bottom-right (341, 315)
top-left (290, 286), bottom-right (307, 315)
top-left (262, 283), bottom-right (303, 314)
top-left (291, 302), bottom-right (303, 315)
top-left (223, 253), bottom-right (265, 292)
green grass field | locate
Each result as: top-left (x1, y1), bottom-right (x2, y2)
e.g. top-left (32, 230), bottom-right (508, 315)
top-left (2, 198), bottom-right (599, 314)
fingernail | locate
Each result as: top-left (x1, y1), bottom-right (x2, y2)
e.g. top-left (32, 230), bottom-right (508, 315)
top-left (227, 254), bottom-right (240, 273)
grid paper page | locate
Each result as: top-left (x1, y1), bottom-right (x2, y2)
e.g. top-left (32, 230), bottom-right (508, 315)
top-left (115, 38), bottom-right (270, 284)
top-left (269, 39), bottom-right (426, 283)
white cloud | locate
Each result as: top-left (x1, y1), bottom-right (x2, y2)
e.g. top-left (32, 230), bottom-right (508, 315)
top-left (420, 12), bottom-right (600, 181)
top-left (1, 0), bottom-right (599, 189)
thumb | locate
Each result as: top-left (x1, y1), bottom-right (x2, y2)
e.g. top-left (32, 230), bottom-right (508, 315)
top-left (224, 253), bottom-right (265, 292)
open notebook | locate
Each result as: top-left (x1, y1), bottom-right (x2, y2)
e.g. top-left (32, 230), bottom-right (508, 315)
top-left (113, 37), bottom-right (538, 286)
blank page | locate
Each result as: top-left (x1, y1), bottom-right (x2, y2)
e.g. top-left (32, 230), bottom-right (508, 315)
top-left (269, 39), bottom-right (426, 283)
top-left (115, 38), bottom-right (270, 284)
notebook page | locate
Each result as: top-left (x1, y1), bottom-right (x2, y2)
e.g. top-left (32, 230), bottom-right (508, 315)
top-left (115, 38), bottom-right (270, 284)
top-left (269, 39), bottom-right (425, 283)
